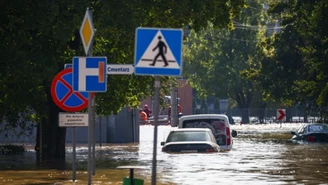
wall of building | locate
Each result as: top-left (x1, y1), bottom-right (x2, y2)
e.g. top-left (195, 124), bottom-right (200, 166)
top-left (177, 79), bottom-right (193, 115)
top-left (0, 107), bottom-right (140, 144)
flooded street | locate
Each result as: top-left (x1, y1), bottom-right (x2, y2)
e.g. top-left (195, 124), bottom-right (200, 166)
top-left (1, 123), bottom-right (328, 185)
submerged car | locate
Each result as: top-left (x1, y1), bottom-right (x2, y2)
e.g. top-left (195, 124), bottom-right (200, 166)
top-left (161, 128), bottom-right (220, 153)
top-left (291, 123), bottom-right (328, 142)
top-left (178, 114), bottom-right (234, 151)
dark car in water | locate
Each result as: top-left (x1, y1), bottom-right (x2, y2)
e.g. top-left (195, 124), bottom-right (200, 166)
top-left (161, 128), bottom-right (220, 153)
top-left (291, 123), bottom-right (328, 142)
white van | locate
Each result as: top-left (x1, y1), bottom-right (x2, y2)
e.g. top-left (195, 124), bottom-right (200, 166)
top-left (178, 114), bottom-right (233, 151)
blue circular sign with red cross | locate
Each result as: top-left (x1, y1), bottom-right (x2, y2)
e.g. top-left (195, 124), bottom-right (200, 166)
top-left (51, 68), bottom-right (93, 112)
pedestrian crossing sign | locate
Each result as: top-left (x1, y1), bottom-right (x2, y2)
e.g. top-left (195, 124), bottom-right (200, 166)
top-left (134, 27), bottom-right (183, 76)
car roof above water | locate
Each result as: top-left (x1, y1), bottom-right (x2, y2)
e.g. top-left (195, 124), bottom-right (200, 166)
top-left (170, 128), bottom-right (212, 132)
top-left (179, 114), bottom-right (230, 127)
top-left (179, 114), bottom-right (228, 120)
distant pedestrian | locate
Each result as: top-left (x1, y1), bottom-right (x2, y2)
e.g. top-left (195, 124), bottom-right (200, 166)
top-left (143, 104), bottom-right (152, 118)
top-left (178, 104), bottom-right (182, 114)
top-left (139, 109), bottom-right (148, 121)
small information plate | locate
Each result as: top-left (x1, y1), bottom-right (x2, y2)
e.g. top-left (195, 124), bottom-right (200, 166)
top-left (59, 113), bottom-right (89, 127)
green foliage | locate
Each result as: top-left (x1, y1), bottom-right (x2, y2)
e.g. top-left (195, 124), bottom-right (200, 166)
top-left (0, 0), bottom-right (246, 158)
top-left (183, 0), bottom-right (269, 109)
top-left (255, 0), bottom-right (328, 114)
top-left (0, 0), bottom-right (245, 120)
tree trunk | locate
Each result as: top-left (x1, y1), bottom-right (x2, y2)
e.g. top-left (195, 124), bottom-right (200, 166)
top-left (304, 109), bottom-right (308, 123)
top-left (258, 108), bottom-right (265, 124)
top-left (286, 108), bottom-right (293, 123)
top-left (35, 85), bottom-right (66, 166)
top-left (235, 90), bottom-right (252, 124)
top-left (241, 108), bottom-right (250, 124)
top-left (258, 102), bottom-right (267, 124)
top-left (46, 97), bottom-right (66, 159)
top-left (35, 117), bottom-right (47, 161)
top-left (304, 114), bottom-right (308, 123)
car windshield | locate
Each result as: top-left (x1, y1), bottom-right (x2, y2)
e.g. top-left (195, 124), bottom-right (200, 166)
top-left (182, 119), bottom-right (227, 136)
top-left (297, 124), bottom-right (307, 134)
top-left (308, 124), bottom-right (328, 132)
top-left (166, 131), bottom-right (211, 142)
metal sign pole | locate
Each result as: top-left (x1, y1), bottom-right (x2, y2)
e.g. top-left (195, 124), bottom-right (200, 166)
top-left (72, 127), bottom-right (77, 182)
top-left (151, 76), bottom-right (160, 185)
top-left (87, 92), bottom-right (92, 184)
top-left (40, 121), bottom-right (42, 162)
top-left (99, 116), bottom-right (102, 147)
top-left (92, 94), bottom-right (96, 175)
top-left (86, 8), bottom-right (93, 185)
top-left (171, 85), bottom-right (178, 126)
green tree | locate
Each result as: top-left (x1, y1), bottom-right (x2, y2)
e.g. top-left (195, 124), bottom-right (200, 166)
top-left (184, 0), bottom-right (269, 123)
top-left (0, 0), bottom-right (245, 160)
top-left (254, 0), bottom-right (328, 121)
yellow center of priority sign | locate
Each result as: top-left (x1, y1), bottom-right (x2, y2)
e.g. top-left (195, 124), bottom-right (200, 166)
top-left (80, 9), bottom-right (95, 55)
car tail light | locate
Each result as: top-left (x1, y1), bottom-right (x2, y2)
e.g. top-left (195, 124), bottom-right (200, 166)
top-left (307, 135), bottom-right (315, 142)
top-left (206, 148), bottom-right (215, 153)
top-left (226, 127), bottom-right (231, 145)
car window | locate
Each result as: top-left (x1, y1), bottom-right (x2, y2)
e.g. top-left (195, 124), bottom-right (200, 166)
top-left (309, 124), bottom-right (328, 132)
top-left (297, 125), bottom-right (307, 134)
top-left (166, 131), bottom-right (211, 142)
top-left (182, 119), bottom-right (227, 137)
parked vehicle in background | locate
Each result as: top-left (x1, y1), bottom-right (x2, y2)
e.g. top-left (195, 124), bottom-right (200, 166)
top-left (291, 123), bottom-right (328, 143)
top-left (161, 128), bottom-right (220, 153)
top-left (178, 114), bottom-right (234, 151)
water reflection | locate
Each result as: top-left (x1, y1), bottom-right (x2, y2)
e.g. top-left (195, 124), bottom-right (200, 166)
top-left (1, 123), bottom-right (328, 185)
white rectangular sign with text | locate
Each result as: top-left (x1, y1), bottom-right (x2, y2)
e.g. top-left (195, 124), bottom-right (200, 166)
top-left (59, 113), bottom-right (88, 127)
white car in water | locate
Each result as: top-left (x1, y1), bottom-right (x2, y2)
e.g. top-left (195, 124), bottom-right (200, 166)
top-left (178, 114), bottom-right (234, 151)
top-left (161, 128), bottom-right (220, 153)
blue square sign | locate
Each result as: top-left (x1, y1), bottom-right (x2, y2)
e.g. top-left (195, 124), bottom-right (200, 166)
top-left (72, 57), bottom-right (107, 92)
top-left (134, 28), bottom-right (183, 76)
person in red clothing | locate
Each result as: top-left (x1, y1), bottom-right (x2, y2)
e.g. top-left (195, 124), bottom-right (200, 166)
top-left (142, 104), bottom-right (152, 118)
top-left (139, 109), bottom-right (148, 121)
top-left (178, 104), bottom-right (182, 114)
top-left (167, 104), bottom-right (182, 125)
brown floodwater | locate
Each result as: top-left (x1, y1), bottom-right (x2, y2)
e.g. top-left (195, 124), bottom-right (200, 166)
top-left (1, 123), bottom-right (328, 185)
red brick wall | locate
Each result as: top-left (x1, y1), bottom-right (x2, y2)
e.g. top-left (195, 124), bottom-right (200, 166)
top-left (139, 79), bottom-right (193, 115)
top-left (177, 79), bottom-right (193, 115)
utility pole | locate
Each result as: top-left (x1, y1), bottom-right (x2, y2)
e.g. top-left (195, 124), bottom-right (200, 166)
top-left (170, 81), bottom-right (178, 127)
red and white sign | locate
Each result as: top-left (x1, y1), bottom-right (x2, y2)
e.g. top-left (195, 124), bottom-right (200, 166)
top-left (277, 109), bottom-right (286, 121)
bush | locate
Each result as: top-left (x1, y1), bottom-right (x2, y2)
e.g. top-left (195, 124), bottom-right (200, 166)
top-left (0, 144), bottom-right (26, 155)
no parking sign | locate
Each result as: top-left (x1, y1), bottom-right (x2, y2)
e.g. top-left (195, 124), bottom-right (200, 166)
top-left (51, 68), bottom-right (93, 112)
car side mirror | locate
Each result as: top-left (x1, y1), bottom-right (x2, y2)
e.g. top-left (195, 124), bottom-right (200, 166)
top-left (160, 141), bottom-right (165, 146)
top-left (291, 131), bottom-right (297, 135)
